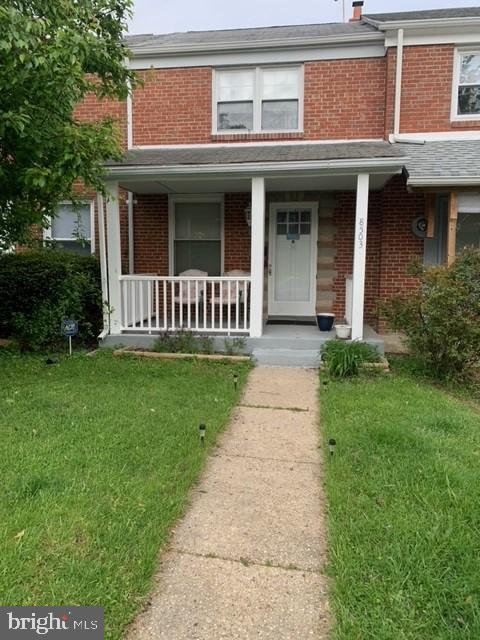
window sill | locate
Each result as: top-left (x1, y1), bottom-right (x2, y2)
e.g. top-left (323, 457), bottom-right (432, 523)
top-left (211, 131), bottom-right (305, 142)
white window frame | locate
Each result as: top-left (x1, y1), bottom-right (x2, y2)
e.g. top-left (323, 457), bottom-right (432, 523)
top-left (212, 65), bottom-right (304, 135)
top-left (43, 200), bottom-right (95, 254)
top-left (451, 48), bottom-right (480, 122)
top-left (168, 194), bottom-right (225, 276)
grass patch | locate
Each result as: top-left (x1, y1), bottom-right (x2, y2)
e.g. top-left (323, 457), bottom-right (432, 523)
top-left (0, 350), bottom-right (250, 638)
top-left (322, 373), bottom-right (480, 639)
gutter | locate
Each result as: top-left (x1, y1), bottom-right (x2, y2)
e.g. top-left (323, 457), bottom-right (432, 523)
top-left (128, 31), bottom-right (384, 58)
top-left (408, 176), bottom-right (480, 188)
top-left (105, 156), bottom-right (408, 180)
top-left (362, 16), bottom-right (480, 30)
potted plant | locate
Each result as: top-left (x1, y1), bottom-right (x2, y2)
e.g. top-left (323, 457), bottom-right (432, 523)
top-left (316, 313), bottom-right (335, 332)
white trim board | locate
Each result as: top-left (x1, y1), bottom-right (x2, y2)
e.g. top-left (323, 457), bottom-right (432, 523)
top-left (107, 157), bottom-right (407, 181)
top-left (132, 138), bottom-right (385, 150)
top-left (390, 131), bottom-right (480, 142)
top-left (128, 43), bottom-right (386, 70)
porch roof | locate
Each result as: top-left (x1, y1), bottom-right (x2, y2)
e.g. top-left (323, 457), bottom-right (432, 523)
top-left (106, 141), bottom-right (408, 193)
top-left (107, 141), bottom-right (406, 173)
top-left (399, 140), bottom-right (480, 188)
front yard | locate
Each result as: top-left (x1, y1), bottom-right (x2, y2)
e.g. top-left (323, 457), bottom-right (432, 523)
top-left (0, 350), bottom-right (249, 639)
top-left (322, 371), bottom-right (480, 639)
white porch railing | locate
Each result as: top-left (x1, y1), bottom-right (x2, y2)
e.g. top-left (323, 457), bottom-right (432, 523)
top-left (119, 275), bottom-right (251, 334)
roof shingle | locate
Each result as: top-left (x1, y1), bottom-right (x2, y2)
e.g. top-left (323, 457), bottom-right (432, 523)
top-left (107, 142), bottom-right (405, 168)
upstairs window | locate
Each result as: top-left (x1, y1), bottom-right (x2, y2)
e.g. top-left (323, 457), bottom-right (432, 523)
top-left (214, 66), bottom-right (302, 133)
top-left (452, 51), bottom-right (480, 119)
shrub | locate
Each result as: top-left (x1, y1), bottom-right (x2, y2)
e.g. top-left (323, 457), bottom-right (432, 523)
top-left (224, 337), bottom-right (247, 355)
top-left (381, 249), bottom-right (480, 380)
top-left (321, 340), bottom-right (380, 378)
top-left (0, 250), bottom-right (102, 350)
top-left (152, 330), bottom-right (214, 354)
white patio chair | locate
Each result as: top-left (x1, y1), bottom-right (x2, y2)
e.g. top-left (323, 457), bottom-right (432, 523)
top-left (208, 270), bottom-right (250, 306)
top-left (174, 269), bottom-right (208, 304)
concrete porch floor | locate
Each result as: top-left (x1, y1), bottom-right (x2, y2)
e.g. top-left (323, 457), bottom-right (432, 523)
top-left (101, 323), bottom-right (384, 368)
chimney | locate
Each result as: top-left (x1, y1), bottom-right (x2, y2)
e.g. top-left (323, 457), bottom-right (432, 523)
top-left (350, 1), bottom-right (364, 21)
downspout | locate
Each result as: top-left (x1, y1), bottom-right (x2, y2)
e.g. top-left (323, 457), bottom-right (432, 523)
top-left (127, 191), bottom-right (134, 274)
top-left (96, 192), bottom-right (110, 339)
top-left (393, 28), bottom-right (404, 139)
top-left (391, 28), bottom-right (425, 146)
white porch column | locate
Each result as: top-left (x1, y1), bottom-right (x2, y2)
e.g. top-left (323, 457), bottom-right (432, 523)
top-left (351, 173), bottom-right (370, 341)
top-left (105, 181), bottom-right (122, 335)
top-left (250, 176), bottom-right (265, 338)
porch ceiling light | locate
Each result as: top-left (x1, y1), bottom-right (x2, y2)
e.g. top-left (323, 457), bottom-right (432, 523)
top-left (244, 204), bottom-right (252, 227)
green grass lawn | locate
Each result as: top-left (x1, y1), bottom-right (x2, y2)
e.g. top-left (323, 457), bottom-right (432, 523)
top-left (0, 350), bottom-right (249, 639)
top-left (322, 372), bottom-right (480, 639)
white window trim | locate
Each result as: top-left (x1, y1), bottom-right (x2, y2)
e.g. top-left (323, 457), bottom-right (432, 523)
top-left (212, 64), bottom-right (304, 135)
top-left (168, 194), bottom-right (224, 276)
top-left (451, 48), bottom-right (480, 122)
top-left (43, 200), bottom-right (95, 254)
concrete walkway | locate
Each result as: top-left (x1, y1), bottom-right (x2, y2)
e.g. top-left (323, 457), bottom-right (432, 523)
top-left (128, 367), bottom-right (330, 640)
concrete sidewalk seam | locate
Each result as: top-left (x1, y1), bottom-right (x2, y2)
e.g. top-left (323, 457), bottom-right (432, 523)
top-left (169, 548), bottom-right (326, 575)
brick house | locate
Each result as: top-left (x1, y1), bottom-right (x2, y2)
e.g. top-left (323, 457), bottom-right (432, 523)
top-left (51, 4), bottom-right (480, 363)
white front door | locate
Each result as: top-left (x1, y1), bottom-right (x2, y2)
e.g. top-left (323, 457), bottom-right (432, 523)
top-left (268, 202), bottom-right (318, 316)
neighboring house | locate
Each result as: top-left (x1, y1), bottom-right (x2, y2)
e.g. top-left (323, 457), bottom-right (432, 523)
top-left (68, 3), bottom-right (480, 359)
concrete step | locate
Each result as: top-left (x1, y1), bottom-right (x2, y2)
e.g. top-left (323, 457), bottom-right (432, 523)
top-left (252, 348), bottom-right (320, 368)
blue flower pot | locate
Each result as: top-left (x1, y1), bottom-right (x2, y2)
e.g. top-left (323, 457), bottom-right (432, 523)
top-left (317, 313), bottom-right (335, 332)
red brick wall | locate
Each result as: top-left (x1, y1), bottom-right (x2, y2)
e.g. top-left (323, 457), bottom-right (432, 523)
top-left (304, 58), bottom-right (386, 139)
top-left (133, 194), bottom-right (169, 274)
top-left (132, 68), bottom-right (212, 145)
top-left (385, 45), bottom-right (480, 134)
top-left (332, 191), bottom-right (382, 325)
top-left (75, 94), bottom-right (127, 148)
top-left (377, 177), bottom-right (424, 304)
top-left (333, 177), bottom-right (424, 327)
top-left (224, 193), bottom-right (251, 272)
top-left (130, 59), bottom-right (387, 144)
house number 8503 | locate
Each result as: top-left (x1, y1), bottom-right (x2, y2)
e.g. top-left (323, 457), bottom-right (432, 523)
top-left (357, 218), bottom-right (366, 249)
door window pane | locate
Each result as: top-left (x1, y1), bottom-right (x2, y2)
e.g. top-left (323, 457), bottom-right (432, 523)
top-left (174, 202), bottom-right (222, 275)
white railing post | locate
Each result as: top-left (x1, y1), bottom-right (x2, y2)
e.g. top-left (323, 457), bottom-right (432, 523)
top-left (105, 181), bottom-right (122, 334)
top-left (250, 176), bottom-right (265, 338)
top-left (351, 173), bottom-right (370, 341)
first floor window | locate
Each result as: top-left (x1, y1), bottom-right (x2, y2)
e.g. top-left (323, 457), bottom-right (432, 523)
top-left (48, 202), bottom-right (93, 255)
top-left (454, 51), bottom-right (480, 117)
top-left (173, 201), bottom-right (222, 275)
top-left (424, 194), bottom-right (480, 264)
top-left (215, 65), bottom-right (302, 133)
top-left (456, 194), bottom-right (480, 252)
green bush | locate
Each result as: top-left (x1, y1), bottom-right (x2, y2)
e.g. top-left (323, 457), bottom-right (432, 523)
top-left (0, 250), bottom-right (102, 350)
top-left (152, 330), bottom-right (214, 354)
top-left (382, 249), bottom-right (480, 381)
top-left (321, 340), bottom-right (380, 378)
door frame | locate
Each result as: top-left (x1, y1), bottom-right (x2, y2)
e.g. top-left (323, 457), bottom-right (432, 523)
top-left (268, 201), bottom-right (318, 317)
